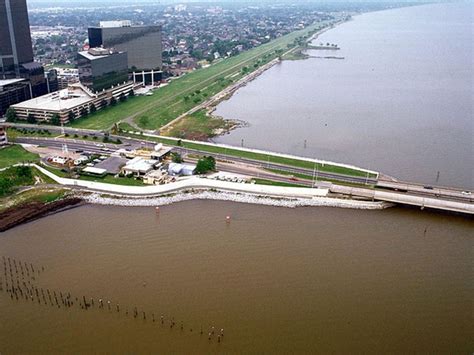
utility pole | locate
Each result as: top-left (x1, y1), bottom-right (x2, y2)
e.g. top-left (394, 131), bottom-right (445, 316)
top-left (312, 162), bottom-right (316, 188)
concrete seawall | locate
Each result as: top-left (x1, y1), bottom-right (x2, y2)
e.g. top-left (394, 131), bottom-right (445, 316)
top-left (31, 164), bottom-right (391, 210)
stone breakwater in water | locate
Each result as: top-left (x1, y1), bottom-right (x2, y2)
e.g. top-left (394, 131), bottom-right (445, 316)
top-left (81, 190), bottom-right (392, 210)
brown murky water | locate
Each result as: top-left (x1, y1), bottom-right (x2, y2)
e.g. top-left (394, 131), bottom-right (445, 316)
top-left (0, 201), bottom-right (472, 353)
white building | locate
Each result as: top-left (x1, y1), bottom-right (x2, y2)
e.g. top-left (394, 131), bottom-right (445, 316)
top-left (168, 163), bottom-right (196, 176)
top-left (122, 157), bottom-right (159, 177)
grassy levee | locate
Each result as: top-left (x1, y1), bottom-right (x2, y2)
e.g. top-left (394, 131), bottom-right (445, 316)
top-left (264, 168), bottom-right (377, 188)
top-left (69, 21), bottom-right (329, 131)
top-left (252, 178), bottom-right (310, 188)
top-left (121, 132), bottom-right (377, 179)
top-left (0, 145), bottom-right (40, 169)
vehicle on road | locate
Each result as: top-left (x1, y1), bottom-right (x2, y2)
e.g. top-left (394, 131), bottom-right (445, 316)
top-left (423, 186), bottom-right (434, 190)
top-left (461, 191), bottom-right (471, 195)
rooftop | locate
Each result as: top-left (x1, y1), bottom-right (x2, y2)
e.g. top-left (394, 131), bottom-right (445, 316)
top-left (123, 157), bottom-right (158, 173)
top-left (83, 167), bottom-right (107, 175)
top-left (99, 20), bottom-right (132, 28)
top-left (12, 85), bottom-right (94, 111)
top-left (78, 48), bottom-right (124, 61)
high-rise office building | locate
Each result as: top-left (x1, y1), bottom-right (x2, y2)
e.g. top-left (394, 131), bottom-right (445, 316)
top-left (0, 0), bottom-right (57, 115)
top-left (88, 21), bottom-right (163, 72)
top-left (0, 0), bottom-right (34, 77)
top-left (77, 48), bottom-right (128, 92)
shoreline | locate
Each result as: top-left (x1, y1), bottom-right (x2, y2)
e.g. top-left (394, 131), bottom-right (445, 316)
top-left (79, 190), bottom-right (392, 210)
top-left (162, 19), bottom-right (349, 141)
top-left (0, 197), bottom-right (83, 232)
top-left (207, 19), bottom-right (349, 138)
top-left (0, 187), bottom-right (392, 232)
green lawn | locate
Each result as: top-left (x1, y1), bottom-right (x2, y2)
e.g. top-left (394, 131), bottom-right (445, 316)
top-left (0, 165), bottom-right (36, 196)
top-left (7, 127), bottom-right (60, 141)
top-left (0, 187), bottom-right (68, 212)
top-left (252, 178), bottom-right (310, 188)
top-left (70, 21), bottom-right (330, 131)
top-left (0, 145), bottom-right (40, 169)
top-left (79, 174), bottom-right (145, 186)
top-left (162, 109), bottom-right (232, 140)
top-left (118, 121), bottom-right (139, 132)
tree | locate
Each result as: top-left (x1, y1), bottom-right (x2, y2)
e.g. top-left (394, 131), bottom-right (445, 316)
top-left (51, 113), bottom-right (60, 126)
top-left (6, 108), bottom-right (17, 122)
top-left (194, 156), bottom-right (216, 175)
top-left (171, 152), bottom-right (183, 163)
top-left (90, 103), bottom-right (97, 114)
top-left (27, 114), bottom-right (36, 124)
top-left (68, 111), bottom-right (75, 122)
top-left (177, 139), bottom-right (182, 146)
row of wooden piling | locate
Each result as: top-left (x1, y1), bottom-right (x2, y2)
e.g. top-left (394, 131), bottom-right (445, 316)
top-left (1, 255), bottom-right (226, 343)
top-left (2, 256), bottom-right (44, 283)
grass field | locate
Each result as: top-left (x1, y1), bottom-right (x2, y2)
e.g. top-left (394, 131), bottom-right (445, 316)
top-left (7, 127), bottom-right (60, 141)
top-left (70, 21), bottom-right (329, 131)
top-left (0, 187), bottom-right (68, 212)
top-left (252, 178), bottom-right (310, 188)
top-left (0, 145), bottom-right (40, 169)
top-left (161, 109), bottom-right (233, 140)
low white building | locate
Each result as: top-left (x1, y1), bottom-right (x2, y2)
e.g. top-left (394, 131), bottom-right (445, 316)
top-left (11, 81), bottom-right (133, 124)
top-left (122, 157), bottom-right (158, 177)
top-left (74, 156), bottom-right (89, 165)
top-left (143, 170), bottom-right (168, 185)
top-left (168, 163), bottom-right (196, 176)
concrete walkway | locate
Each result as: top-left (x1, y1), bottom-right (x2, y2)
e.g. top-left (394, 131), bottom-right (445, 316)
top-left (32, 164), bottom-right (328, 199)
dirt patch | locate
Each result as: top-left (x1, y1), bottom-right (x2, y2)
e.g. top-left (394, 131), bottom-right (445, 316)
top-left (0, 198), bottom-right (83, 232)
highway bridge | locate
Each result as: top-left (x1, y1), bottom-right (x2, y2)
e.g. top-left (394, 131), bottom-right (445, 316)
top-left (330, 185), bottom-right (474, 215)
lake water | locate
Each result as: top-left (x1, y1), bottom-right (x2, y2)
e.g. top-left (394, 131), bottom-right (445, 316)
top-left (0, 202), bottom-right (472, 353)
top-left (1, 4), bottom-right (473, 354)
top-left (215, 2), bottom-right (473, 189)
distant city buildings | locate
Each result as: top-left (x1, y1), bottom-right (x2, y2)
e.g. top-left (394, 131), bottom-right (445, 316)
top-left (56, 68), bottom-right (79, 90)
top-left (0, 0), bottom-right (57, 116)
